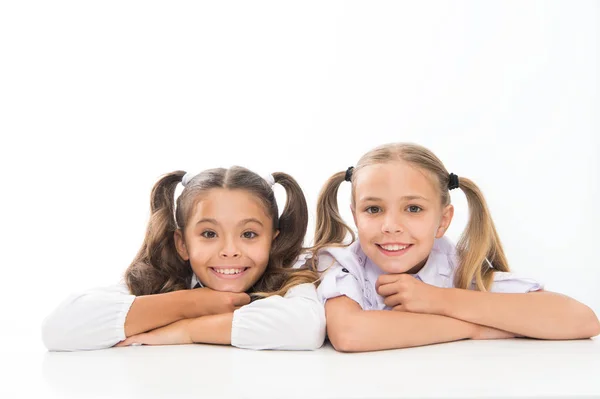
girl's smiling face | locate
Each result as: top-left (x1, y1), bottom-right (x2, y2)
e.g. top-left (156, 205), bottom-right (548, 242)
top-left (175, 188), bottom-right (278, 292)
top-left (352, 161), bottom-right (453, 274)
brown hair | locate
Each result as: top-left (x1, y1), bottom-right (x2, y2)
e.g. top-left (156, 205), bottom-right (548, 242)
top-left (312, 143), bottom-right (510, 291)
top-left (125, 166), bottom-right (318, 297)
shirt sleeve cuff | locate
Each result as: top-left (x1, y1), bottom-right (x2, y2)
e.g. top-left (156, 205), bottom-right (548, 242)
top-left (490, 272), bottom-right (544, 293)
top-left (317, 265), bottom-right (366, 309)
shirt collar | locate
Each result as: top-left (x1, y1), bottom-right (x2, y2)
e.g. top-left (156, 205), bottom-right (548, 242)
top-left (411, 255), bottom-right (440, 283)
top-left (191, 274), bottom-right (204, 289)
top-left (412, 238), bottom-right (454, 283)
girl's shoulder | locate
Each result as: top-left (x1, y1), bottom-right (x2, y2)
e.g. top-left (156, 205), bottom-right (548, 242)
top-left (315, 241), bottom-right (364, 274)
top-left (433, 236), bottom-right (543, 293)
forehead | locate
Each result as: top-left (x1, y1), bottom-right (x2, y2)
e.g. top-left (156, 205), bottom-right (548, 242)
top-left (354, 161), bottom-right (439, 200)
top-left (191, 188), bottom-right (271, 221)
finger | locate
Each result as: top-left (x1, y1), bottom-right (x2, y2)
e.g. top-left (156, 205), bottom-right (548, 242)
top-left (375, 274), bottom-right (395, 290)
top-left (233, 293), bottom-right (251, 306)
top-left (115, 338), bottom-right (143, 347)
top-left (376, 273), bottom-right (407, 289)
top-left (383, 293), bottom-right (403, 308)
top-left (392, 304), bottom-right (406, 312)
top-left (126, 333), bottom-right (151, 345)
top-left (377, 282), bottom-right (401, 297)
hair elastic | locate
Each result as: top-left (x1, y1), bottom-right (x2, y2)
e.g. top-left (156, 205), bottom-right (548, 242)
top-left (448, 173), bottom-right (459, 190)
top-left (344, 166), bottom-right (354, 182)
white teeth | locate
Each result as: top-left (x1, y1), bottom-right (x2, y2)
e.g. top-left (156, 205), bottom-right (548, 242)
top-left (380, 244), bottom-right (408, 251)
top-left (213, 268), bottom-right (245, 275)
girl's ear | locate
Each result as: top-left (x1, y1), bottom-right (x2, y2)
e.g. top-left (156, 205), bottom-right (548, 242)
top-left (174, 229), bottom-right (189, 260)
top-left (272, 229), bottom-right (280, 241)
top-left (435, 204), bottom-right (454, 238)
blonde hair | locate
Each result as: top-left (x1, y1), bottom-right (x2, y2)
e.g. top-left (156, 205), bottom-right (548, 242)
top-left (125, 167), bottom-right (318, 298)
top-left (311, 143), bottom-right (509, 291)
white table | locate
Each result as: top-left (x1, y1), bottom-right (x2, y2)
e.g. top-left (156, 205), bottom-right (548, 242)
top-left (5, 339), bottom-right (600, 398)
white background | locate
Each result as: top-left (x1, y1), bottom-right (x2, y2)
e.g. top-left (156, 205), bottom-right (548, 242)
top-left (0, 1), bottom-right (598, 356)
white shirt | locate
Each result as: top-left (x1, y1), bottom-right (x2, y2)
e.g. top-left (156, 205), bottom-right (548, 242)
top-left (42, 262), bottom-right (325, 351)
top-left (317, 236), bottom-right (544, 310)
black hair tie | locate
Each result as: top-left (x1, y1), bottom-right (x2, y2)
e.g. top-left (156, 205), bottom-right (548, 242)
top-left (344, 166), bottom-right (354, 182)
top-left (448, 173), bottom-right (459, 190)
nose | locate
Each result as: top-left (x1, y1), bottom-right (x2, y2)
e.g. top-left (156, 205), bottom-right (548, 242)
top-left (219, 238), bottom-right (241, 258)
top-left (381, 210), bottom-right (404, 234)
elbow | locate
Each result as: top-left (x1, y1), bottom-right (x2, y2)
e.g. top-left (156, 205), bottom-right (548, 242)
top-left (539, 293), bottom-right (600, 340)
top-left (234, 299), bottom-right (327, 351)
top-left (311, 314), bottom-right (327, 350)
top-left (42, 314), bottom-right (116, 352)
top-left (328, 332), bottom-right (358, 353)
top-left (589, 322), bottom-right (600, 339)
top-left (299, 305), bottom-right (327, 350)
top-left (564, 304), bottom-right (600, 339)
top-left (41, 295), bottom-right (115, 352)
top-left (581, 308), bottom-right (600, 339)
top-left (41, 307), bottom-right (87, 351)
top-left (326, 318), bottom-right (365, 353)
top-left (41, 313), bottom-right (69, 352)
top-left (304, 327), bottom-right (326, 351)
top-left (41, 294), bottom-right (86, 351)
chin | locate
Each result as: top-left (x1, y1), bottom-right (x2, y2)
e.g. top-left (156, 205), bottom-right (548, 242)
top-left (212, 282), bottom-right (249, 293)
top-left (374, 258), bottom-right (413, 274)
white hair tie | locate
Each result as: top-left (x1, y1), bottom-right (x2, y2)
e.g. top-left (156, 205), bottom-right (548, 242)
top-left (263, 173), bottom-right (276, 187)
top-left (181, 171), bottom-right (197, 187)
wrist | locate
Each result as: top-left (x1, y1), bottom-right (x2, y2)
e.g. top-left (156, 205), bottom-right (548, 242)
top-left (189, 313), bottom-right (233, 345)
top-left (180, 319), bottom-right (195, 344)
top-left (436, 288), bottom-right (458, 317)
top-left (470, 323), bottom-right (482, 340)
top-left (176, 289), bottom-right (196, 319)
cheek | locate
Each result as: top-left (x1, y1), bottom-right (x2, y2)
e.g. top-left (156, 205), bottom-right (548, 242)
top-left (188, 244), bottom-right (212, 266)
top-left (356, 215), bottom-right (378, 234)
top-left (246, 240), bottom-right (272, 267)
top-left (406, 214), bottom-right (439, 236)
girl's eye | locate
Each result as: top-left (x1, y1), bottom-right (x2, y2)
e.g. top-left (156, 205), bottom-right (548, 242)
top-left (201, 231), bottom-right (217, 238)
top-left (242, 231), bottom-right (257, 239)
top-left (407, 205), bottom-right (422, 213)
top-left (365, 206), bottom-right (382, 214)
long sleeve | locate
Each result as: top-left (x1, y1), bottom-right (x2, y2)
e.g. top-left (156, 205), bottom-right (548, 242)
top-left (41, 283), bottom-right (135, 351)
top-left (231, 283), bottom-right (325, 350)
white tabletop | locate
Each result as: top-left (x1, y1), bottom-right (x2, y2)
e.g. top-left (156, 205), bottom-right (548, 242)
top-left (5, 339), bottom-right (600, 398)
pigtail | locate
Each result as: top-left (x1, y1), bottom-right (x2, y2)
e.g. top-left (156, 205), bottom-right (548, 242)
top-left (309, 171), bottom-right (355, 259)
top-left (124, 171), bottom-right (192, 295)
top-left (269, 172), bottom-right (309, 268)
top-left (251, 172), bottom-right (319, 298)
top-left (454, 177), bottom-right (510, 291)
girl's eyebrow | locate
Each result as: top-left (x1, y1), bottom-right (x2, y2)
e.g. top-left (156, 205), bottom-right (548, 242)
top-left (196, 218), bottom-right (219, 226)
top-left (358, 196), bottom-right (383, 202)
top-left (358, 195), bottom-right (429, 202)
top-left (239, 218), bottom-right (263, 227)
top-left (195, 218), bottom-right (264, 227)
top-left (401, 195), bottom-right (429, 201)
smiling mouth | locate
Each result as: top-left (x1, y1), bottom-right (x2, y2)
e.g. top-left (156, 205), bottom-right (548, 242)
top-left (376, 243), bottom-right (413, 255)
top-left (210, 267), bottom-right (249, 276)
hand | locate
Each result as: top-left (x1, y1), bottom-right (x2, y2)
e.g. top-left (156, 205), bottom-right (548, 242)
top-left (184, 287), bottom-right (251, 318)
top-left (472, 324), bottom-right (517, 340)
top-left (115, 319), bottom-right (194, 347)
top-left (376, 274), bottom-right (444, 314)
